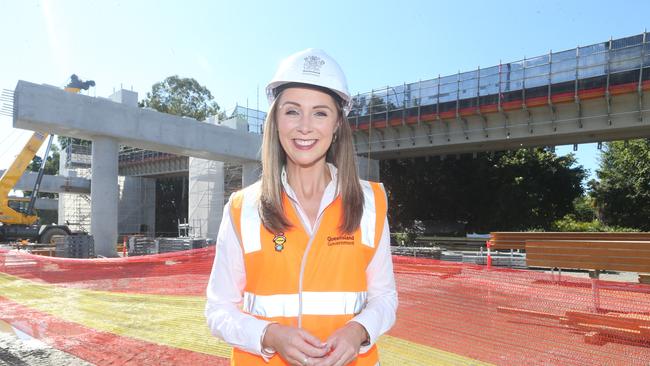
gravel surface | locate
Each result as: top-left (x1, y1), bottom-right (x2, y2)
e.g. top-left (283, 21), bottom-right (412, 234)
top-left (0, 332), bottom-right (92, 366)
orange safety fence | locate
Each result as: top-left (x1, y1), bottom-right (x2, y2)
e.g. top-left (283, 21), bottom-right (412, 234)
top-left (1, 247), bottom-right (649, 365)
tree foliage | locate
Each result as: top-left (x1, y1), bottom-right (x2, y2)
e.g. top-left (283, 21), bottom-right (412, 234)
top-left (139, 75), bottom-right (222, 121)
top-left (591, 139), bottom-right (650, 231)
top-left (25, 145), bottom-right (60, 200)
top-left (27, 144), bottom-right (60, 176)
top-left (380, 148), bottom-right (586, 233)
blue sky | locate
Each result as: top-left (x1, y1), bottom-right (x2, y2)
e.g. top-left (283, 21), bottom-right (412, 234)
top-left (1, 0), bottom-right (649, 181)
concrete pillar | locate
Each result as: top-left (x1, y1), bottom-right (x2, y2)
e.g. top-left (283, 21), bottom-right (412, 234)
top-left (141, 177), bottom-right (156, 237)
top-left (242, 162), bottom-right (261, 186)
top-left (188, 157), bottom-right (224, 240)
top-left (118, 176), bottom-right (156, 237)
top-left (356, 155), bottom-right (380, 181)
top-left (217, 115), bottom-right (261, 187)
top-left (91, 136), bottom-right (119, 257)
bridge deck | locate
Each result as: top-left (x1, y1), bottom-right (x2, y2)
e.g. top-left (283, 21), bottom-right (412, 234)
top-left (350, 32), bottom-right (649, 132)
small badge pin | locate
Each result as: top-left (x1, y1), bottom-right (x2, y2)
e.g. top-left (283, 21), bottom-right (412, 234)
top-left (273, 233), bottom-right (287, 252)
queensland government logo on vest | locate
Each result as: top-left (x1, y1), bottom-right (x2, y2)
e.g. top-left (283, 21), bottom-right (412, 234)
top-left (327, 235), bottom-right (354, 246)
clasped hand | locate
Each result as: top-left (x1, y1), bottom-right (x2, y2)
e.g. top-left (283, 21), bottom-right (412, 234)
top-left (263, 322), bottom-right (367, 366)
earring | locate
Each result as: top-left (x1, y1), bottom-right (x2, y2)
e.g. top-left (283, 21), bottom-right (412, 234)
top-left (333, 132), bottom-right (338, 143)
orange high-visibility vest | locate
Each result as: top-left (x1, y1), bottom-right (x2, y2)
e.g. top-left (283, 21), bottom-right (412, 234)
top-left (229, 180), bottom-right (387, 366)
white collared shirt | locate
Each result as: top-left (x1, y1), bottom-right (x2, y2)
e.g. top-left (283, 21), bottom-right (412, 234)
top-left (205, 163), bottom-right (397, 357)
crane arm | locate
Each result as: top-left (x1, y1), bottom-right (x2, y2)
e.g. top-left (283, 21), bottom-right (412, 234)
top-left (0, 131), bottom-right (49, 225)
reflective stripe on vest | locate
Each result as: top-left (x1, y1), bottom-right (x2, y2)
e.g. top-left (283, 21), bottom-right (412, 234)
top-left (243, 291), bottom-right (367, 318)
top-left (359, 181), bottom-right (377, 248)
top-left (240, 182), bottom-right (262, 254)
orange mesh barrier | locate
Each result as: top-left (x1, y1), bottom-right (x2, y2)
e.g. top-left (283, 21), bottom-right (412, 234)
top-left (1, 248), bottom-right (649, 365)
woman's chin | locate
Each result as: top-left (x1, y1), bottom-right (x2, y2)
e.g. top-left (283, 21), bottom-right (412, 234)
top-left (286, 156), bottom-right (327, 169)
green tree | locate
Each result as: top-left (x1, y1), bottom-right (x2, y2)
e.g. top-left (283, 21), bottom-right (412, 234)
top-left (381, 148), bottom-right (586, 233)
top-left (27, 144), bottom-right (60, 176)
top-left (140, 76), bottom-right (222, 236)
top-left (139, 75), bottom-right (223, 121)
top-left (26, 145), bottom-right (60, 199)
top-left (591, 139), bottom-right (650, 230)
top-left (571, 195), bottom-right (597, 222)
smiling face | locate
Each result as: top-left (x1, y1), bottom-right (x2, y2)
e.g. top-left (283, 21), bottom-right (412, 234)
top-left (275, 87), bottom-right (340, 170)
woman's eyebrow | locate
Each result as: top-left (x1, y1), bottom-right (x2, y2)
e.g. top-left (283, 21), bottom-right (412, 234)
top-left (280, 101), bottom-right (301, 108)
top-left (281, 101), bottom-right (333, 111)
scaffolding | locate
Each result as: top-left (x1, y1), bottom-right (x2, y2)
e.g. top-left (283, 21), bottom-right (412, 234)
top-left (227, 105), bottom-right (266, 134)
top-left (118, 146), bottom-right (178, 166)
top-left (59, 143), bottom-right (92, 233)
top-left (348, 32), bottom-right (650, 129)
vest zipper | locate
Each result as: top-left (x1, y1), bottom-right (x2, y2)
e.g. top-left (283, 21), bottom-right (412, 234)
top-left (291, 196), bottom-right (339, 329)
top-left (297, 214), bottom-right (323, 329)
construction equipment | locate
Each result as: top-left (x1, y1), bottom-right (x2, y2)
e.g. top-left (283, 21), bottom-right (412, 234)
top-left (0, 75), bottom-right (94, 245)
top-left (0, 131), bottom-right (72, 244)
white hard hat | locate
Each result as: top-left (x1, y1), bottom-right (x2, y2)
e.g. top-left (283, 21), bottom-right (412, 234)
top-left (266, 48), bottom-right (351, 115)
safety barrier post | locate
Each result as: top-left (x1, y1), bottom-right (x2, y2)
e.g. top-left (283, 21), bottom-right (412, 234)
top-left (122, 236), bottom-right (128, 257)
top-left (486, 240), bottom-right (492, 268)
top-left (589, 270), bottom-right (601, 311)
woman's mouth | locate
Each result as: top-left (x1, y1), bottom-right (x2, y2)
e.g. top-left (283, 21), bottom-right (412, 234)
top-left (293, 139), bottom-right (317, 150)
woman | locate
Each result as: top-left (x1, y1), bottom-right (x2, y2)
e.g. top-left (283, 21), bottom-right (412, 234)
top-left (205, 48), bottom-right (397, 366)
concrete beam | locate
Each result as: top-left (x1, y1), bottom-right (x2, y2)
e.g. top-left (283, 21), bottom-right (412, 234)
top-left (0, 170), bottom-right (90, 194)
top-left (352, 92), bottom-right (650, 159)
top-left (356, 156), bottom-right (380, 181)
top-left (8, 197), bottom-right (58, 210)
top-left (14, 81), bottom-right (262, 163)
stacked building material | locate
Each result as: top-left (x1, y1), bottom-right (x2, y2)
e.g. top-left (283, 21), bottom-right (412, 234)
top-left (189, 238), bottom-right (208, 250)
top-left (54, 234), bottom-right (94, 258)
top-left (128, 236), bottom-right (156, 256)
top-left (156, 238), bottom-right (208, 254)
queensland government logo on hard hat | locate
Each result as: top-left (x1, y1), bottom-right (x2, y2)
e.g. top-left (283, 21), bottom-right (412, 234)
top-left (303, 55), bottom-right (325, 76)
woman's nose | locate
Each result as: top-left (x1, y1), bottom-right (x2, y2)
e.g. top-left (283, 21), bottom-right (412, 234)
top-left (296, 114), bottom-right (313, 133)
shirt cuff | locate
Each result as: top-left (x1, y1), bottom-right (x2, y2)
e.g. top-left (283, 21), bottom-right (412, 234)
top-left (347, 319), bottom-right (374, 354)
top-left (244, 318), bottom-right (274, 357)
top-left (260, 322), bottom-right (278, 362)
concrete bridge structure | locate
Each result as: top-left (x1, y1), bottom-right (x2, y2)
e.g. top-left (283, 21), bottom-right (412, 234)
top-left (348, 32), bottom-right (650, 159)
top-left (13, 82), bottom-right (264, 256)
top-left (11, 32), bottom-right (650, 256)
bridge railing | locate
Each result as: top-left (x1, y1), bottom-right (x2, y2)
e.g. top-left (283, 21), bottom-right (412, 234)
top-left (348, 32), bottom-right (649, 129)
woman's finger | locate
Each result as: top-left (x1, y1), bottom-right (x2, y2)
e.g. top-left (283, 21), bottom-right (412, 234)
top-left (296, 338), bottom-right (329, 358)
top-left (299, 329), bottom-right (326, 348)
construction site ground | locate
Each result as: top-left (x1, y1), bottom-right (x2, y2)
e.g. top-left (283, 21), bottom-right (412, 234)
top-left (1, 245), bottom-right (649, 365)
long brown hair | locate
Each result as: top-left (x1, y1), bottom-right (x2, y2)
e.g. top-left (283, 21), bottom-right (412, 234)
top-left (259, 89), bottom-right (364, 234)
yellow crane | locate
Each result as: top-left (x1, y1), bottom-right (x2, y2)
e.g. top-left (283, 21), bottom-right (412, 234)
top-left (0, 75), bottom-right (94, 244)
top-left (0, 131), bottom-right (50, 225)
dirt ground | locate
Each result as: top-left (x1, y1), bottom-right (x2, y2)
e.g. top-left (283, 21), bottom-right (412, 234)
top-left (0, 332), bottom-right (91, 366)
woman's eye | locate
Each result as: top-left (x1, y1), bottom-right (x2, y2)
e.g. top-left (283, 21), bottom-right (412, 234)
top-left (286, 109), bottom-right (299, 115)
top-left (314, 111), bottom-right (328, 117)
